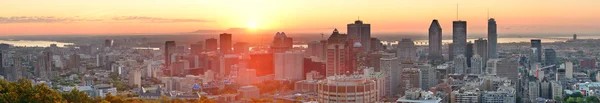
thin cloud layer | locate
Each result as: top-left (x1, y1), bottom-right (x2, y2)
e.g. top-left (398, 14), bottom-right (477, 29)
top-left (0, 16), bottom-right (95, 23)
top-left (112, 16), bottom-right (209, 23)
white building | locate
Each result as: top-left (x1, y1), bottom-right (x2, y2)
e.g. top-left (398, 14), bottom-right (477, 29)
top-left (274, 51), bottom-right (304, 80)
top-left (419, 64), bottom-right (437, 91)
top-left (471, 54), bottom-right (484, 74)
top-left (566, 62), bottom-right (573, 79)
top-left (380, 56), bottom-right (398, 96)
top-left (551, 81), bottom-right (563, 100)
top-left (129, 68), bottom-right (142, 88)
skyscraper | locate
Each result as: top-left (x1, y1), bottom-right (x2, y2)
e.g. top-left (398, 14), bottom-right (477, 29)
top-left (471, 54), bottom-right (483, 74)
top-left (370, 38), bottom-right (382, 51)
top-left (474, 38), bottom-right (488, 63)
top-left (452, 21), bottom-right (467, 59)
top-left (165, 41), bottom-right (176, 71)
top-left (544, 49), bottom-right (557, 67)
top-left (488, 18), bottom-right (498, 59)
top-left (11, 53), bottom-right (22, 81)
top-left (36, 50), bottom-right (52, 80)
top-left (531, 39), bottom-right (542, 63)
top-left (397, 38), bottom-right (417, 61)
top-left (272, 32), bottom-right (293, 53)
top-left (104, 39), bottom-right (113, 47)
top-left (466, 42), bottom-right (473, 67)
top-left (220, 33), bottom-right (232, 53)
top-left (429, 19), bottom-right (443, 61)
top-left (325, 29), bottom-right (348, 77)
top-left (274, 51), bottom-right (304, 80)
top-left (191, 41), bottom-right (203, 54)
top-left (347, 20), bottom-right (371, 51)
top-left (233, 42), bottom-right (248, 54)
top-left (205, 38), bottom-right (218, 52)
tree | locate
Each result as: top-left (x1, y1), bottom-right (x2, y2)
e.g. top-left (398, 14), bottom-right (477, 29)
top-left (62, 87), bottom-right (91, 103)
top-left (160, 94), bottom-right (171, 103)
top-left (566, 97), bottom-right (577, 103)
top-left (586, 96), bottom-right (599, 103)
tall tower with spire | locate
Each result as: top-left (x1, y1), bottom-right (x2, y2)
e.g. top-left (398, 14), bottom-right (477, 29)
top-left (428, 19), bottom-right (443, 62)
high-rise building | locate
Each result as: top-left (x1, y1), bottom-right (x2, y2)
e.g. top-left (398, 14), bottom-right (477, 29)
top-left (307, 41), bottom-right (323, 58)
top-left (488, 18), bottom-right (498, 59)
top-left (540, 79), bottom-right (551, 99)
top-left (419, 64), bottom-right (437, 90)
top-left (580, 58), bottom-right (596, 69)
top-left (573, 34), bottom-right (577, 40)
top-left (466, 42), bottom-right (473, 67)
top-left (565, 62), bottom-right (573, 79)
top-left (497, 59), bottom-right (519, 82)
top-left (531, 39), bottom-right (542, 63)
top-left (528, 81), bottom-right (540, 102)
top-left (249, 53), bottom-right (274, 77)
top-left (11, 53), bottom-right (23, 81)
top-left (452, 21), bottom-right (467, 59)
top-left (164, 41), bottom-right (176, 76)
top-left (303, 56), bottom-right (326, 79)
top-left (448, 43), bottom-right (454, 60)
top-left (451, 91), bottom-right (480, 103)
top-left (272, 32), bottom-right (294, 53)
top-left (471, 54), bottom-right (483, 74)
top-left (474, 38), bottom-right (488, 63)
top-left (190, 41), bottom-right (203, 54)
top-left (347, 20), bottom-right (371, 51)
top-left (399, 68), bottom-right (420, 96)
top-left (219, 54), bottom-right (238, 75)
top-left (36, 50), bottom-right (53, 80)
top-left (274, 51), bottom-right (304, 80)
top-left (220, 33), bottom-right (233, 53)
top-left (453, 54), bottom-right (467, 74)
top-left (67, 54), bottom-right (81, 69)
top-left (551, 81), bottom-right (563, 100)
top-left (0, 52), bottom-right (4, 79)
top-left (370, 38), bottom-right (382, 51)
top-left (325, 29), bottom-right (348, 77)
top-left (380, 56), bottom-right (398, 96)
top-left (429, 19), bottom-right (443, 61)
top-left (397, 38), bottom-right (417, 61)
top-left (233, 42), bottom-right (248, 54)
top-left (104, 39), bottom-right (113, 47)
top-left (544, 49), bottom-right (557, 67)
top-left (205, 38), bottom-right (218, 52)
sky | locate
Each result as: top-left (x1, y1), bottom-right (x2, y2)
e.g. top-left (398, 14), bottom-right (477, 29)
top-left (1, 0), bottom-right (599, 36)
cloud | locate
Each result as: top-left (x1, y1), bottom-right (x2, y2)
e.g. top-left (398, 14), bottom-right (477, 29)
top-left (112, 16), bottom-right (209, 23)
top-left (0, 16), bottom-right (96, 23)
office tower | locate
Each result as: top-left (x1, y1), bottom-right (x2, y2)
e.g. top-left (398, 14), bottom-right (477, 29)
top-left (220, 33), bottom-right (232, 53)
top-left (573, 34), bottom-right (577, 40)
top-left (348, 41), bottom-right (364, 72)
top-left (104, 39), bottom-right (113, 47)
top-left (551, 81), bottom-right (563, 99)
top-left (528, 81), bottom-right (540, 102)
top-left (325, 29), bottom-right (348, 77)
top-left (36, 50), bottom-right (52, 80)
top-left (237, 69), bottom-right (258, 86)
top-left (205, 38), bottom-right (218, 52)
top-left (165, 41), bottom-right (176, 75)
top-left (370, 38), bottom-right (382, 51)
top-left (249, 53), bottom-right (274, 77)
top-left (367, 53), bottom-right (382, 72)
top-left (303, 57), bottom-right (326, 79)
top-left (233, 42), bottom-right (248, 54)
top-left (397, 39), bottom-right (417, 61)
top-left (272, 32), bottom-right (294, 53)
top-left (531, 39), bottom-right (542, 63)
top-left (448, 43), bottom-right (454, 60)
top-left (191, 41), bottom-right (203, 54)
top-left (399, 68), bottom-right (420, 96)
top-left (307, 41), bottom-right (322, 57)
top-left (129, 68), bottom-right (142, 88)
top-left (488, 18), bottom-right (498, 58)
top-left (452, 20), bottom-right (467, 59)
top-left (540, 79), bottom-right (551, 99)
top-left (274, 51), bottom-right (304, 80)
top-left (474, 38), bottom-right (488, 63)
top-left (11, 54), bottom-right (22, 81)
top-left (565, 62), bottom-right (573, 79)
top-left (219, 54), bottom-right (238, 75)
top-left (67, 54), bottom-right (81, 69)
top-left (466, 42), bottom-right (473, 67)
top-left (497, 59), bottom-right (519, 82)
top-left (429, 19), bottom-right (443, 61)
top-left (453, 54), bottom-right (467, 74)
top-left (419, 64), bottom-right (437, 90)
top-left (381, 57), bottom-right (399, 96)
top-left (471, 54), bottom-right (483, 74)
top-left (347, 20), bottom-right (371, 51)
top-left (544, 49), bottom-right (557, 67)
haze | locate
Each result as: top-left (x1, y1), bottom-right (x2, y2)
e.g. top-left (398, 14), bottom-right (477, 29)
top-left (1, 0), bottom-right (599, 35)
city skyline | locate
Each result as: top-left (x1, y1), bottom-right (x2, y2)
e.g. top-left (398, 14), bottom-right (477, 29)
top-left (1, 0), bottom-right (599, 35)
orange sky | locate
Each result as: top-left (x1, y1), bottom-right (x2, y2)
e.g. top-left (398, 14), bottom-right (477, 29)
top-left (1, 0), bottom-right (599, 36)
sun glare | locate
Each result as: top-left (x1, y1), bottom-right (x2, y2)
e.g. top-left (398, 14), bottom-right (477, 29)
top-left (248, 21), bottom-right (258, 29)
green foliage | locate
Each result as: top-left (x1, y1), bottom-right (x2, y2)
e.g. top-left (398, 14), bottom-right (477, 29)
top-left (586, 96), bottom-right (599, 103)
top-left (0, 78), bottom-right (215, 103)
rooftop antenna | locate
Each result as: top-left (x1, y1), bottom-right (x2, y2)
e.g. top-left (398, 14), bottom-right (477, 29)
top-left (456, 4), bottom-right (459, 20)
